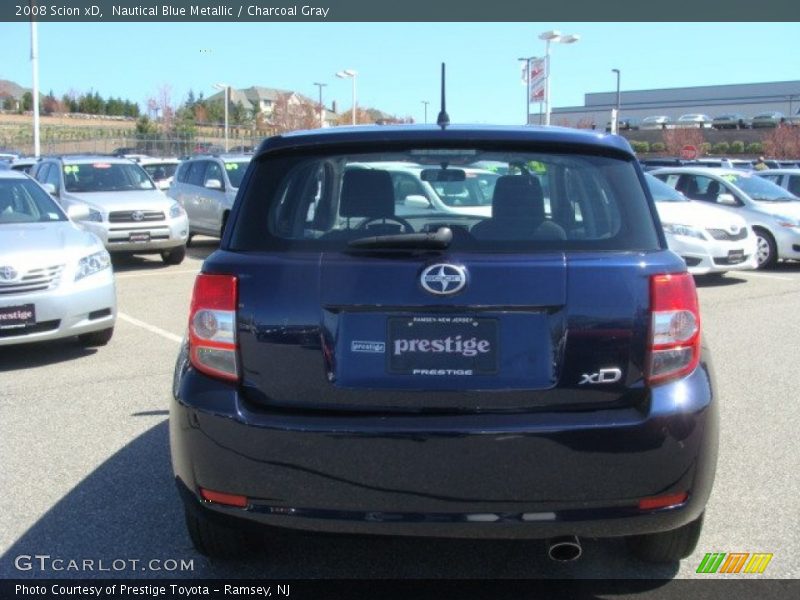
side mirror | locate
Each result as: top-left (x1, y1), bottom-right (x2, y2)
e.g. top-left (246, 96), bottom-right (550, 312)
top-left (404, 194), bottom-right (432, 209)
top-left (717, 193), bottom-right (738, 206)
top-left (204, 178), bottom-right (223, 190)
top-left (66, 204), bottom-right (90, 220)
top-left (42, 183), bottom-right (57, 195)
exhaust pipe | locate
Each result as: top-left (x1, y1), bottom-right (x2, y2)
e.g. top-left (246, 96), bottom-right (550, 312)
top-left (547, 536), bottom-right (582, 562)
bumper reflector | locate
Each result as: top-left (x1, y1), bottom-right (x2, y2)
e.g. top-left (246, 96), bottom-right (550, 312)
top-left (638, 492), bottom-right (688, 511)
top-left (199, 487), bottom-right (248, 508)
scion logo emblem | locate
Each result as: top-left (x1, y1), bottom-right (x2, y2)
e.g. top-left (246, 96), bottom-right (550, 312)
top-left (0, 266), bottom-right (19, 282)
top-left (579, 368), bottom-right (622, 385)
top-left (420, 264), bottom-right (467, 296)
top-left (131, 210), bottom-right (145, 221)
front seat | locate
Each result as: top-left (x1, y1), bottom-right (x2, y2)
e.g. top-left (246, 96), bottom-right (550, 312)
top-left (705, 180), bottom-right (720, 202)
top-left (471, 175), bottom-right (566, 240)
top-left (323, 169), bottom-right (401, 239)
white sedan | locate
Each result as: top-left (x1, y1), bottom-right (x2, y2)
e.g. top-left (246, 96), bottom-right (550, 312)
top-left (0, 170), bottom-right (116, 347)
top-left (644, 173), bottom-right (757, 275)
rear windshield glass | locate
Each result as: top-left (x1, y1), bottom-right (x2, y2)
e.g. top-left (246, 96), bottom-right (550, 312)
top-left (142, 163), bottom-right (178, 181)
top-left (0, 179), bottom-right (66, 224)
top-left (63, 162), bottom-right (155, 193)
top-left (645, 173), bottom-right (686, 202)
top-left (224, 161), bottom-right (250, 188)
top-left (231, 147), bottom-right (660, 253)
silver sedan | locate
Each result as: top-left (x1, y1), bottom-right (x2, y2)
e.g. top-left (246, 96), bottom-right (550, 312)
top-left (0, 171), bottom-right (116, 347)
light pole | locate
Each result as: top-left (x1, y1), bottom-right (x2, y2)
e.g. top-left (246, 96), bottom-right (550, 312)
top-left (421, 100), bottom-right (429, 124)
top-left (518, 56), bottom-right (536, 125)
top-left (212, 83), bottom-right (230, 152)
top-left (612, 68), bottom-right (621, 134)
top-left (313, 82), bottom-right (327, 127)
top-left (31, 20), bottom-right (40, 157)
top-left (336, 69), bottom-right (358, 125)
top-left (539, 29), bottom-right (580, 126)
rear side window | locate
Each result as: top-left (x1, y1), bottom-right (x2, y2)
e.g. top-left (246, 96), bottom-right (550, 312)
top-left (186, 161), bottom-right (207, 187)
top-left (789, 176), bottom-right (800, 197)
top-left (231, 148), bottom-right (660, 253)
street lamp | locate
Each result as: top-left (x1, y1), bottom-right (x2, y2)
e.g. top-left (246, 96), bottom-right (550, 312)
top-left (212, 83), bottom-right (230, 152)
top-left (421, 100), bottom-right (429, 124)
top-left (539, 29), bottom-right (580, 126)
top-left (518, 56), bottom-right (537, 126)
top-left (611, 68), bottom-right (621, 134)
top-left (313, 82), bottom-right (327, 128)
top-left (336, 69), bottom-right (358, 125)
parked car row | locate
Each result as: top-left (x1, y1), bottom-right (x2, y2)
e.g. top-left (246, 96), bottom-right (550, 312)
top-left (616, 111), bottom-right (799, 131)
top-left (640, 157), bottom-right (800, 171)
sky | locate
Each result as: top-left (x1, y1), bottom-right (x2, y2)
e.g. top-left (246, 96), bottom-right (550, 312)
top-left (1, 22), bottom-right (800, 125)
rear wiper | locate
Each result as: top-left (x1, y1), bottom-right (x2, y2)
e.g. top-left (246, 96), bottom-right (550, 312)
top-left (347, 226), bottom-right (453, 250)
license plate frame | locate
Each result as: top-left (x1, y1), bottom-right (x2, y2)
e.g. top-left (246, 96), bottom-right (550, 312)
top-left (0, 303), bottom-right (36, 330)
top-left (728, 249), bottom-right (745, 264)
top-left (129, 232), bottom-right (151, 243)
top-left (386, 316), bottom-right (499, 376)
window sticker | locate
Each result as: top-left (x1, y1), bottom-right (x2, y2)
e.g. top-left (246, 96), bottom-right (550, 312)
top-left (225, 163), bottom-right (239, 170)
top-left (63, 165), bottom-right (79, 174)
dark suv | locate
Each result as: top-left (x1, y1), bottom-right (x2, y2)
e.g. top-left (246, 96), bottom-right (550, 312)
top-left (171, 125), bottom-right (718, 564)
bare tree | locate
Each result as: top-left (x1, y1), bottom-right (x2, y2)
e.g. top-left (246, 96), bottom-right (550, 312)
top-left (270, 93), bottom-right (319, 134)
top-left (762, 124), bottom-right (800, 159)
top-left (662, 128), bottom-right (706, 156)
top-left (146, 84), bottom-right (175, 131)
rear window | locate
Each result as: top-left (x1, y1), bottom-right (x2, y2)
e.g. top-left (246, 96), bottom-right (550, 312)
top-left (230, 147), bottom-right (660, 253)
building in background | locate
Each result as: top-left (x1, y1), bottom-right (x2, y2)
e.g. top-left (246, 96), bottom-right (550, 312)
top-left (532, 80), bottom-right (800, 129)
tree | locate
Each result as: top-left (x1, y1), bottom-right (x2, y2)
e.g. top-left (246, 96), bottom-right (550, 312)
top-left (762, 124), bottom-right (800, 159)
top-left (135, 115), bottom-right (158, 137)
top-left (21, 92), bottom-right (33, 111)
top-left (661, 128), bottom-right (706, 156)
top-left (270, 93), bottom-right (319, 133)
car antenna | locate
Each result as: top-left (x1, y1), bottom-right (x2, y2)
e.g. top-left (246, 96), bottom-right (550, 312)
top-left (436, 62), bottom-right (450, 130)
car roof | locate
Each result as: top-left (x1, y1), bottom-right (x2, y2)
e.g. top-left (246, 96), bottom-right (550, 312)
top-left (255, 124), bottom-right (635, 159)
top-left (0, 168), bottom-right (30, 180)
top-left (46, 155), bottom-right (140, 165)
top-left (139, 157), bottom-right (180, 164)
top-left (650, 166), bottom-right (747, 176)
top-left (754, 168), bottom-right (800, 175)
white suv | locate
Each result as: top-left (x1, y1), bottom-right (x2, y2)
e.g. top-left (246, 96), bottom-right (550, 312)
top-left (32, 156), bottom-right (189, 264)
top-left (168, 154), bottom-right (251, 241)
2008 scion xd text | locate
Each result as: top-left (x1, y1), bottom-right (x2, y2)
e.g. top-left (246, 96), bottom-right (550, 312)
top-left (171, 123), bottom-right (718, 564)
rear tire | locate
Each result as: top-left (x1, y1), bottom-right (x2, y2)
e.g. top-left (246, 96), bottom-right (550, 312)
top-left (161, 245), bottom-right (186, 265)
top-left (184, 508), bottom-right (257, 558)
top-left (753, 227), bottom-right (777, 269)
top-left (78, 327), bottom-right (114, 347)
top-left (626, 513), bottom-right (704, 563)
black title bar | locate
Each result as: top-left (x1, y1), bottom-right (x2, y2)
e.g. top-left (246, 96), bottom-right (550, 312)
top-left (1, 0), bottom-right (797, 22)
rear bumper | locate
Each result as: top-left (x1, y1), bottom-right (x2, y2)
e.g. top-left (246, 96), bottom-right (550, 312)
top-left (170, 349), bottom-right (718, 539)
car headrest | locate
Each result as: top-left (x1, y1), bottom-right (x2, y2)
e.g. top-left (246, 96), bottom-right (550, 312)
top-left (491, 175), bottom-right (545, 220)
top-left (340, 169), bottom-right (395, 219)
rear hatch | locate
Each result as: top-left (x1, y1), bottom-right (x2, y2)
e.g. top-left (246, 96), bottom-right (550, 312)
top-left (217, 139), bottom-right (676, 413)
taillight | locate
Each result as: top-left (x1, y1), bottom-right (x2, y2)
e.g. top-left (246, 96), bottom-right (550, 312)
top-left (647, 273), bottom-right (701, 385)
top-left (188, 274), bottom-right (238, 382)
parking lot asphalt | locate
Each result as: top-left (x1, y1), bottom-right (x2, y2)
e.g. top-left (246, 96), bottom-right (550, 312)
top-left (1, 241), bottom-right (799, 583)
